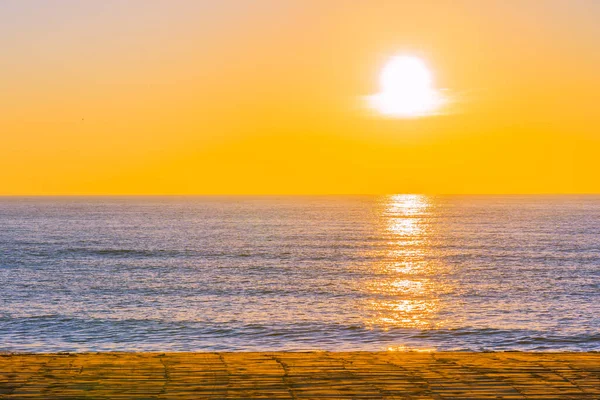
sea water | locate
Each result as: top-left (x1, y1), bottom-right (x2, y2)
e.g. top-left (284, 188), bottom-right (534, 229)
top-left (0, 195), bottom-right (598, 352)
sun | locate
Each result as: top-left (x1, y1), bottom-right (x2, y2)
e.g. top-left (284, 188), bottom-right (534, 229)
top-left (369, 55), bottom-right (444, 118)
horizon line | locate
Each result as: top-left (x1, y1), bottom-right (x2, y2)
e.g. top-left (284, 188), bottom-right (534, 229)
top-left (1, 193), bottom-right (600, 197)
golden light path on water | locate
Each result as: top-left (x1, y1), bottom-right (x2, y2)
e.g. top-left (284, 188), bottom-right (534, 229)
top-left (364, 195), bottom-right (452, 350)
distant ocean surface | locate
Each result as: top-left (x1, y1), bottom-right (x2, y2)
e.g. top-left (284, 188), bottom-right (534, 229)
top-left (1, 196), bottom-right (598, 352)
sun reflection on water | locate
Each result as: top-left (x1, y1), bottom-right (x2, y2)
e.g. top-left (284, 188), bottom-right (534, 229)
top-left (387, 345), bottom-right (435, 353)
top-left (365, 194), bottom-right (449, 334)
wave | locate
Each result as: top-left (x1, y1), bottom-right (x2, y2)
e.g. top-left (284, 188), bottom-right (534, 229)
top-left (1, 318), bottom-right (598, 353)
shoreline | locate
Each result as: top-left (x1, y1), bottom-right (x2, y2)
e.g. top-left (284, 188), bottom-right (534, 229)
top-left (2, 350), bottom-right (599, 355)
top-left (1, 351), bottom-right (599, 398)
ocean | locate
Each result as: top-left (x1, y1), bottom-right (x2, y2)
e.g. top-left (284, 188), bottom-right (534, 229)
top-left (0, 195), bottom-right (598, 352)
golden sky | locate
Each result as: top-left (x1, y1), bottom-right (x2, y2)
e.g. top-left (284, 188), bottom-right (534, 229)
top-left (1, 0), bottom-right (599, 194)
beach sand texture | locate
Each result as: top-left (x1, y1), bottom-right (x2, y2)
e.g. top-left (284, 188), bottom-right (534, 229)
top-left (0, 352), bottom-right (599, 399)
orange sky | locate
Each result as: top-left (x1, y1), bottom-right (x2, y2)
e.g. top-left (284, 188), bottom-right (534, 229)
top-left (1, 0), bottom-right (599, 194)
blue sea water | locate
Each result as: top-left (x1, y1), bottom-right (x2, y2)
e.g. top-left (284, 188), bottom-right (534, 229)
top-left (0, 195), bottom-right (598, 352)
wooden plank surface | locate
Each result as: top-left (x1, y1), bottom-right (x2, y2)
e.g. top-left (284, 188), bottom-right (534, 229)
top-left (0, 352), bottom-right (598, 399)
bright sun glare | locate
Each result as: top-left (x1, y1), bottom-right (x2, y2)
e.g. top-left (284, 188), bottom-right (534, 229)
top-left (369, 55), bottom-right (444, 118)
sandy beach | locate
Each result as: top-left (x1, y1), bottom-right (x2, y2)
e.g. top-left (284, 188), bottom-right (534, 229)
top-left (1, 351), bottom-right (599, 399)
